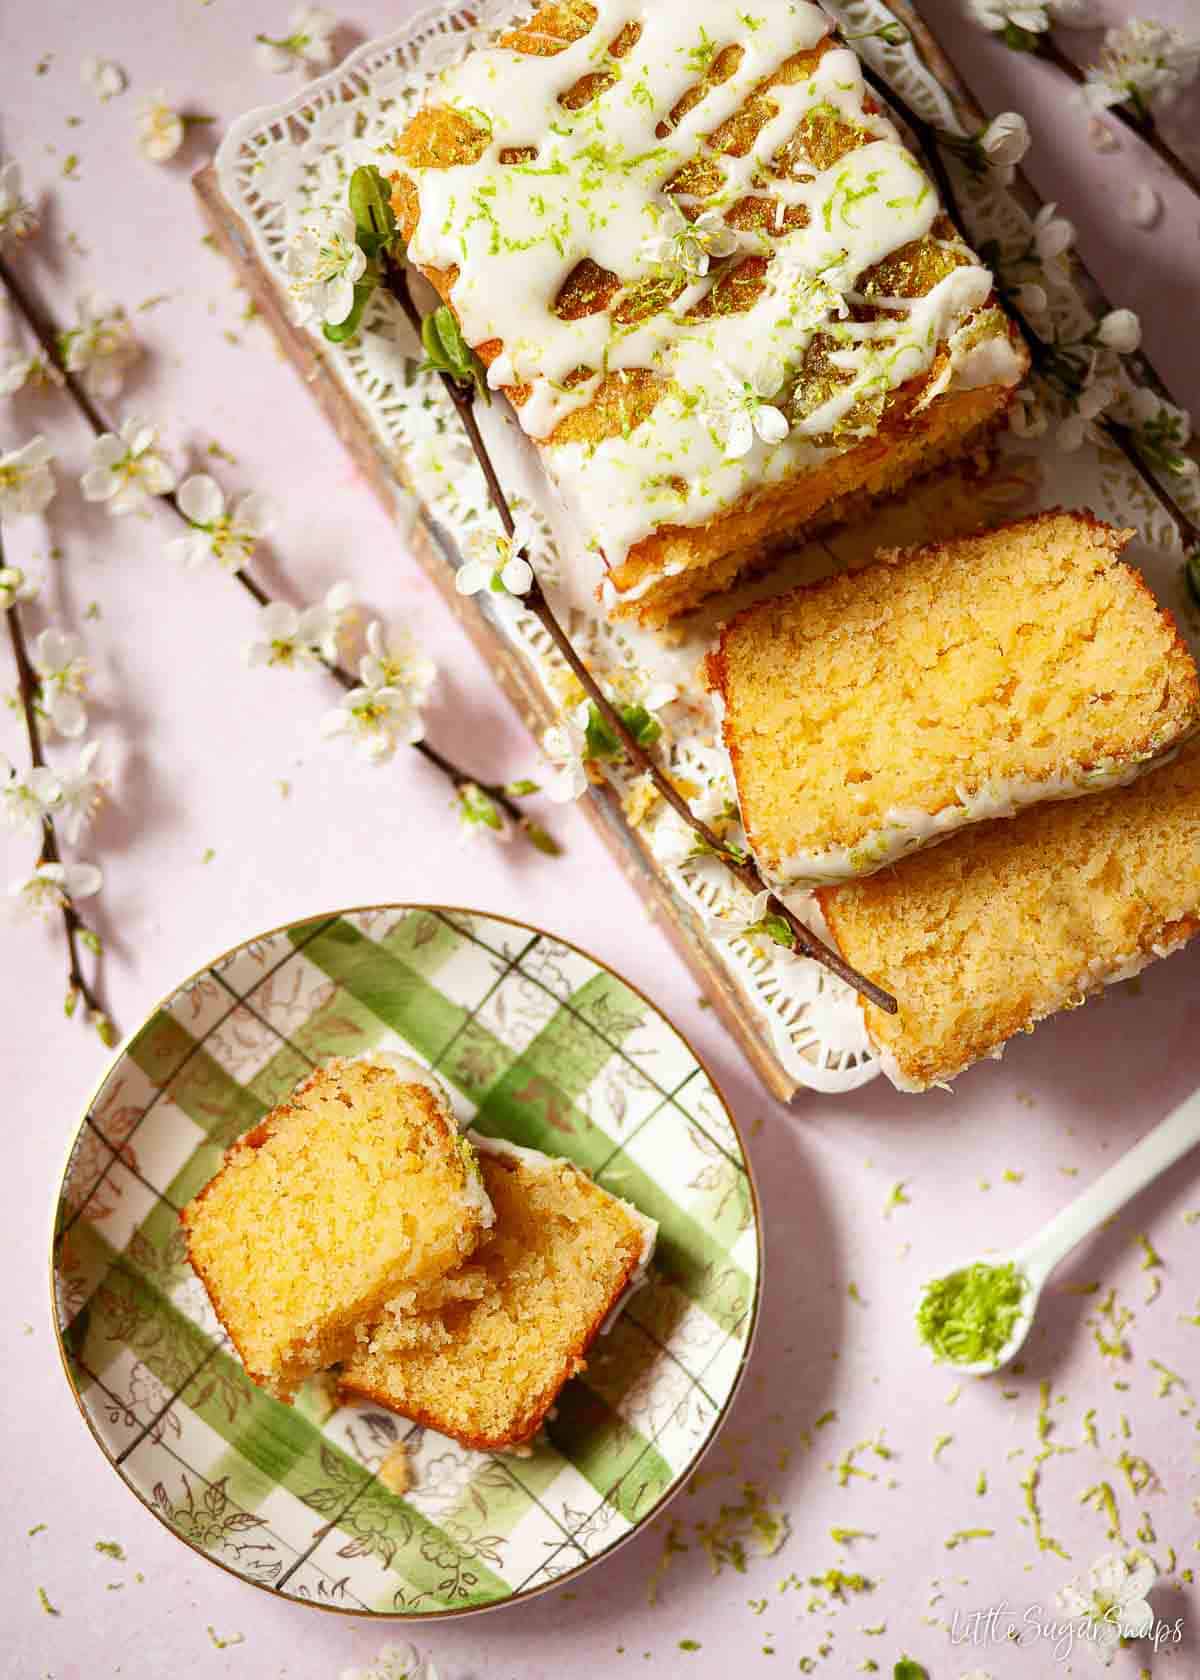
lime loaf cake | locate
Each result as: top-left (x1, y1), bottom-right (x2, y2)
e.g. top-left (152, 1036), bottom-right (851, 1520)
top-left (706, 511), bottom-right (1200, 888)
top-left (340, 1134), bottom-right (657, 1450)
top-left (181, 1055), bottom-right (493, 1400)
top-left (389, 0), bottom-right (1026, 624)
top-left (816, 737), bottom-right (1200, 1092)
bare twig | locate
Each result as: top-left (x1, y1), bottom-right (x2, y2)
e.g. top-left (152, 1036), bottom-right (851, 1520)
top-left (2, 530), bottom-right (114, 1041)
top-left (0, 252), bottom-right (545, 843)
top-left (380, 256), bottom-right (899, 1014)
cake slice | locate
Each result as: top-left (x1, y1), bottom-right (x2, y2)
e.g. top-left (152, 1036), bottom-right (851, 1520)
top-left (388, 0), bottom-right (1025, 625)
top-left (816, 737), bottom-right (1200, 1091)
top-left (706, 511), bottom-right (1200, 887)
top-left (181, 1056), bottom-right (493, 1400)
top-left (339, 1135), bottom-right (657, 1450)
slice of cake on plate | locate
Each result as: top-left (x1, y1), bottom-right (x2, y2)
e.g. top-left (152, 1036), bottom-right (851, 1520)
top-left (182, 1056), bottom-right (493, 1401)
top-left (706, 511), bottom-right (1200, 887)
top-left (339, 1135), bottom-right (657, 1450)
top-left (815, 736), bottom-right (1200, 1092)
top-left (389, 0), bottom-right (1026, 624)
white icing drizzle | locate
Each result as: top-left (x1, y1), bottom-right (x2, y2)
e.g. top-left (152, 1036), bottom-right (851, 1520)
top-left (764, 746), bottom-right (1186, 889)
top-left (468, 1129), bottom-right (658, 1333)
top-left (398, 0), bottom-right (1021, 576)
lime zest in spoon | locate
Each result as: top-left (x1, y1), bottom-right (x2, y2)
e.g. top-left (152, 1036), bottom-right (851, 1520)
top-left (916, 1260), bottom-right (1028, 1367)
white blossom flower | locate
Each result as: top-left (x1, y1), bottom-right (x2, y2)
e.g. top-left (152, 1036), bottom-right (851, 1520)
top-left (7, 859), bottom-right (102, 921)
top-left (60, 294), bottom-right (140, 402)
top-left (1031, 202), bottom-right (1075, 265)
top-left (168, 474), bottom-right (275, 570)
top-left (1010, 282), bottom-right (1050, 331)
top-left (54, 741), bottom-right (105, 843)
top-left (81, 416), bottom-right (176, 514)
top-left (81, 56), bottom-right (126, 101)
top-left (641, 202), bottom-right (738, 281)
top-left (137, 92), bottom-right (185, 163)
top-left (285, 205), bottom-right (365, 328)
top-left (0, 757), bottom-right (60, 835)
top-left (978, 112), bottom-right (1031, 183)
top-left (358, 620), bottom-right (437, 715)
top-left (256, 6), bottom-right (338, 72)
top-left (341, 1642), bottom-right (440, 1680)
top-left (1008, 385), bottom-right (1048, 439)
top-left (1122, 387), bottom-right (1198, 477)
top-left (455, 511), bottom-right (537, 598)
top-left (245, 581), bottom-right (353, 668)
top-left (320, 681), bottom-right (425, 760)
top-left (456, 781), bottom-right (510, 844)
top-left (966, 0), bottom-right (1092, 35)
top-left (0, 351), bottom-right (64, 396)
top-left (704, 887), bottom-right (771, 940)
top-left (0, 160), bottom-right (38, 246)
top-left (1056, 1552), bottom-right (1156, 1665)
top-left (703, 360), bottom-right (790, 458)
top-left (1080, 21), bottom-right (1200, 115)
top-left (0, 564), bottom-right (37, 610)
top-left (31, 627), bottom-right (89, 739)
top-left (1095, 308), bottom-right (1140, 354)
top-left (0, 435), bottom-right (56, 517)
top-left (650, 806), bottom-right (702, 868)
top-left (1058, 376), bottom-right (1120, 452)
top-left (1124, 183), bottom-right (1162, 228)
top-left (770, 244), bottom-right (852, 330)
top-left (542, 709), bottom-right (590, 803)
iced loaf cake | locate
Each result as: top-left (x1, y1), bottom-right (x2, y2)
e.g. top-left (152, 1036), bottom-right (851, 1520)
top-left (389, 0), bottom-right (1027, 624)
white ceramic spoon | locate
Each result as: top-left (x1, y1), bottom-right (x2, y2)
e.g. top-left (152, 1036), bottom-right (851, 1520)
top-left (921, 1086), bottom-right (1200, 1376)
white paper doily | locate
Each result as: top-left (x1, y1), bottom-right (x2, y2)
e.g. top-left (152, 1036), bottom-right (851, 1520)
top-left (216, 0), bottom-right (1200, 1098)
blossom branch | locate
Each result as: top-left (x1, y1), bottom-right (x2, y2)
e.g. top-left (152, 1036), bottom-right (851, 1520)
top-left (0, 252), bottom-right (549, 848)
top-left (1, 533), bottom-right (114, 1042)
top-left (855, 60), bottom-right (1200, 561)
top-left (378, 252), bottom-right (898, 1015)
top-left (1033, 31), bottom-right (1200, 201)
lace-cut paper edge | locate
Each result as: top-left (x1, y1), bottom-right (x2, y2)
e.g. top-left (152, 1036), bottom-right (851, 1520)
top-left (214, 0), bottom-right (1199, 1100)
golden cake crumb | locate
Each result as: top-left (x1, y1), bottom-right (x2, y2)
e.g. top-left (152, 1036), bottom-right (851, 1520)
top-left (181, 1059), bottom-right (492, 1401)
top-left (378, 1441), bottom-right (411, 1496)
top-left (818, 737), bottom-right (1200, 1091)
top-left (340, 1141), bottom-right (655, 1449)
top-left (708, 510), bottom-right (1200, 886)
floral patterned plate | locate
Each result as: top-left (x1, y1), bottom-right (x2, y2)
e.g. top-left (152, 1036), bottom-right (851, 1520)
top-left (51, 906), bottom-right (761, 1616)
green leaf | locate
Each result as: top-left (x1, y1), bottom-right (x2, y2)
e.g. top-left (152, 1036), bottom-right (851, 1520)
top-left (94, 1014), bottom-right (117, 1049)
top-left (458, 781), bottom-right (503, 832)
top-left (420, 305), bottom-right (490, 401)
top-left (64, 986), bottom-right (79, 1019)
top-left (1186, 549), bottom-right (1200, 609)
top-left (620, 703), bottom-right (662, 748)
top-left (760, 913), bottom-right (796, 949)
top-left (322, 275), bottom-right (376, 344)
top-left (523, 820), bottom-right (562, 856)
top-left (894, 1660), bottom-right (929, 1680)
top-left (79, 929), bottom-right (102, 956)
top-left (1002, 20), bottom-right (1038, 50)
top-left (348, 164), bottom-right (397, 248)
top-left (584, 703), bottom-right (622, 762)
top-left (504, 778), bottom-right (540, 798)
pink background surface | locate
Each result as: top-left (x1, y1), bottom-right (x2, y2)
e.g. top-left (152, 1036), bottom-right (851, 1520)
top-left (4, 3), bottom-right (1199, 1676)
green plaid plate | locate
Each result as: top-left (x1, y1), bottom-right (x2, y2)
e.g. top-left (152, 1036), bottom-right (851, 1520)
top-left (51, 906), bottom-right (762, 1617)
